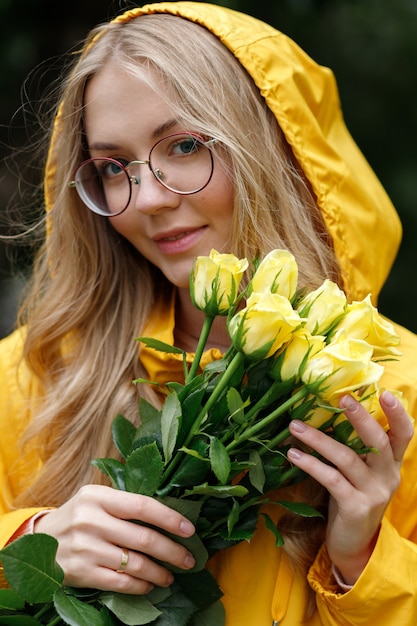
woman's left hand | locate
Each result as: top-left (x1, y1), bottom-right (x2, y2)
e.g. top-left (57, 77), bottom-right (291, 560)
top-left (287, 390), bottom-right (414, 585)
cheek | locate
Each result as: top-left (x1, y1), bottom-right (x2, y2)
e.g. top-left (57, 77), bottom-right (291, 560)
top-left (107, 213), bottom-right (136, 239)
top-left (207, 167), bottom-right (235, 219)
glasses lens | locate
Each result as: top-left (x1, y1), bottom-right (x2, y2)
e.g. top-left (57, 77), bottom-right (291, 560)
top-left (74, 158), bottom-right (131, 216)
top-left (149, 134), bottom-right (214, 194)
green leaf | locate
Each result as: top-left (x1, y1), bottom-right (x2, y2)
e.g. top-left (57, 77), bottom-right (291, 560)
top-left (137, 337), bottom-right (185, 355)
top-left (226, 499), bottom-right (240, 536)
top-left (101, 605), bottom-right (119, 626)
top-left (277, 500), bottom-right (323, 518)
top-left (54, 587), bottom-right (104, 625)
top-left (100, 591), bottom-right (161, 625)
top-left (177, 386), bottom-right (207, 448)
top-left (0, 534), bottom-right (63, 603)
top-left (185, 483), bottom-right (248, 498)
top-left (91, 458), bottom-right (126, 490)
top-left (133, 400), bottom-right (163, 453)
top-left (158, 531), bottom-right (208, 575)
top-left (175, 568), bottom-right (223, 610)
top-left (226, 388), bottom-right (246, 425)
top-left (0, 588), bottom-right (25, 610)
top-left (169, 452), bottom-right (209, 489)
top-left (248, 450), bottom-right (265, 493)
top-left (151, 586), bottom-right (196, 626)
top-left (158, 497), bottom-right (203, 526)
top-left (219, 505), bottom-right (260, 542)
top-left (209, 437), bottom-right (231, 485)
top-left (333, 419), bottom-right (355, 443)
top-left (0, 617), bottom-right (41, 625)
top-left (261, 513), bottom-right (284, 547)
top-left (190, 599), bottom-right (225, 626)
top-left (111, 414), bottom-right (136, 459)
top-left (161, 392), bottom-right (181, 464)
top-left (262, 453), bottom-right (288, 492)
top-left (125, 443), bottom-right (164, 496)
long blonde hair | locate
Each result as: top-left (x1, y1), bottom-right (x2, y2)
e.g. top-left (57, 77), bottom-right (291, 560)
top-left (17, 12), bottom-right (338, 584)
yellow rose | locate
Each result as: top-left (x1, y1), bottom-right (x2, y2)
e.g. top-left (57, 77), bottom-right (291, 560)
top-left (301, 332), bottom-right (384, 402)
top-left (250, 249), bottom-right (298, 300)
top-left (331, 294), bottom-right (401, 357)
top-left (270, 328), bottom-right (326, 382)
top-left (191, 249), bottom-right (248, 316)
top-left (228, 291), bottom-right (302, 360)
top-left (303, 400), bottom-right (336, 429)
top-left (296, 279), bottom-right (347, 335)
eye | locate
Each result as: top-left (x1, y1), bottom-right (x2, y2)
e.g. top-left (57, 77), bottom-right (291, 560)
top-left (170, 136), bottom-right (201, 156)
top-left (99, 158), bottom-right (129, 180)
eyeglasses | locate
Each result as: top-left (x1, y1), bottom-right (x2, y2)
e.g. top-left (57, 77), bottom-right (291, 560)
top-left (68, 132), bottom-right (217, 216)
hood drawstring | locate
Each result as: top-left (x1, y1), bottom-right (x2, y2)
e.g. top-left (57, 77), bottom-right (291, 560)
top-left (271, 552), bottom-right (294, 625)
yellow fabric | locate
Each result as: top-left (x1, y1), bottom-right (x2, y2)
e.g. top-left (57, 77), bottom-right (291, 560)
top-left (3, 2), bottom-right (417, 624)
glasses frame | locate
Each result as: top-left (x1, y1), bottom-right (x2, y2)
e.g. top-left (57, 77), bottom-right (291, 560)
top-left (68, 132), bottom-right (217, 217)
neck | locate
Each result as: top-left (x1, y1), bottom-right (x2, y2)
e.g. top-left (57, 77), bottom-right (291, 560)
top-left (174, 287), bottom-right (230, 353)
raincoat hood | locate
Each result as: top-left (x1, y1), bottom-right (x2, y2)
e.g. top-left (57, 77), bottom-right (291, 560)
top-left (45, 1), bottom-right (402, 303)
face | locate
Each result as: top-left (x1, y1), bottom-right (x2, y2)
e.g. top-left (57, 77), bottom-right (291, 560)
top-left (83, 62), bottom-right (235, 288)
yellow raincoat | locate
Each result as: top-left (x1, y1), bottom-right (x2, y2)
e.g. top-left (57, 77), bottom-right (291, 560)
top-left (2, 3), bottom-right (417, 624)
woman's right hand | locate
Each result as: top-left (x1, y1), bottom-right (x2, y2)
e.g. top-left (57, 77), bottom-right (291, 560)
top-left (33, 485), bottom-right (196, 594)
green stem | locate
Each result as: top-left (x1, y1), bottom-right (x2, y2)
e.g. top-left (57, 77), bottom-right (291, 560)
top-left (234, 378), bottom-right (290, 435)
top-left (259, 426), bottom-right (291, 456)
top-left (186, 315), bottom-right (215, 382)
top-left (226, 387), bottom-right (309, 454)
top-left (34, 603), bottom-right (56, 622)
top-left (160, 351), bottom-right (246, 487)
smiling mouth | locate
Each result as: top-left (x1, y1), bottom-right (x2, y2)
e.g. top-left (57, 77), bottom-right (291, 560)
top-left (161, 232), bottom-right (188, 242)
top-left (158, 226), bottom-right (206, 242)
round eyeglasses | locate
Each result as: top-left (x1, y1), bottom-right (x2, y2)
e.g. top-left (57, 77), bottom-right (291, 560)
top-left (68, 132), bottom-right (217, 216)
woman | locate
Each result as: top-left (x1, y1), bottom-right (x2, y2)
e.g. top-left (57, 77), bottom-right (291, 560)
top-left (1, 3), bottom-right (416, 624)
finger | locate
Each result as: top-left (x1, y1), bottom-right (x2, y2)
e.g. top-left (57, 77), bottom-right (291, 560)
top-left (98, 488), bottom-right (195, 537)
top-left (64, 540), bottom-right (176, 592)
top-left (109, 546), bottom-right (175, 587)
top-left (287, 419), bottom-right (361, 486)
top-left (111, 519), bottom-right (196, 571)
top-left (286, 437), bottom-right (355, 501)
top-left (287, 417), bottom-right (388, 494)
top-left (338, 395), bottom-right (390, 457)
top-left (379, 390), bottom-right (414, 462)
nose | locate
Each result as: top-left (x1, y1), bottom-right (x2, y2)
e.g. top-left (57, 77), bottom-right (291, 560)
top-left (128, 162), bottom-right (180, 215)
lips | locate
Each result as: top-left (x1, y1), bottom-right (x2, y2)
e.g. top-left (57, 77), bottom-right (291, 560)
top-left (153, 226), bottom-right (207, 254)
top-left (160, 232), bottom-right (190, 242)
top-left (153, 227), bottom-right (202, 242)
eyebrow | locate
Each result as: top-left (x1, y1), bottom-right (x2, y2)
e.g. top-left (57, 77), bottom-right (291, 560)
top-left (88, 118), bottom-right (180, 152)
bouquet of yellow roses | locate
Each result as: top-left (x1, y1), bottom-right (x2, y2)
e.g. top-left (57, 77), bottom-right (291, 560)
top-left (0, 249), bottom-right (403, 626)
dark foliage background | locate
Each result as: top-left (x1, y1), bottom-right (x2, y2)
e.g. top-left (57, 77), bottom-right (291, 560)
top-left (1, 0), bottom-right (416, 338)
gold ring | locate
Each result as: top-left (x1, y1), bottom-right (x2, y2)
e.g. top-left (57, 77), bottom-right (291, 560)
top-left (116, 547), bottom-right (129, 573)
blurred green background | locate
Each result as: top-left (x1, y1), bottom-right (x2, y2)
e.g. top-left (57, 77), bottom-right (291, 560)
top-left (1, 0), bottom-right (416, 338)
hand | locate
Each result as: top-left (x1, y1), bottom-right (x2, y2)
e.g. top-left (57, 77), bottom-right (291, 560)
top-left (287, 390), bottom-right (413, 585)
top-left (34, 485), bottom-right (196, 594)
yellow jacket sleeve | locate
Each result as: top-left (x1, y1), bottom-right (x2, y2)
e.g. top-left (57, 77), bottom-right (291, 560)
top-left (0, 330), bottom-right (47, 548)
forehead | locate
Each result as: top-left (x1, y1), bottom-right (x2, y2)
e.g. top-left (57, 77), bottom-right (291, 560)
top-left (83, 62), bottom-right (177, 146)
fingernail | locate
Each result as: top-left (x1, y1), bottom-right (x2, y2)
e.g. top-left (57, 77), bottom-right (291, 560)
top-left (290, 420), bottom-right (307, 433)
top-left (180, 520), bottom-right (194, 536)
top-left (382, 390), bottom-right (397, 408)
top-left (287, 448), bottom-right (302, 460)
top-left (339, 395), bottom-right (357, 411)
top-left (184, 554), bottom-right (195, 569)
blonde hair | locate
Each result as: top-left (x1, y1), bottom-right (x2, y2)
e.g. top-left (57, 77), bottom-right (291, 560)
top-left (17, 13), bottom-right (335, 589)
